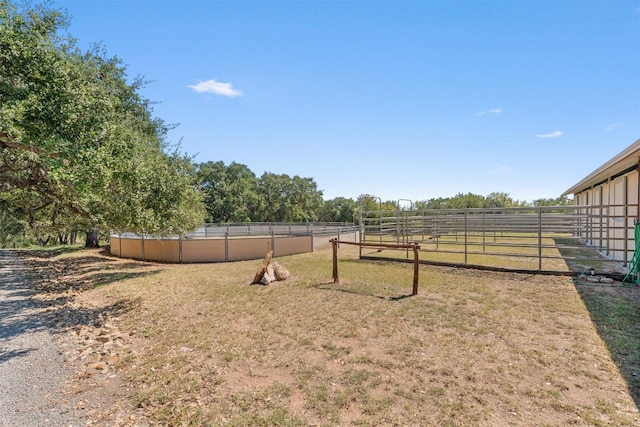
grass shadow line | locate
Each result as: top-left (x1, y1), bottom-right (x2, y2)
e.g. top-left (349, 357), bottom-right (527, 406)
top-left (571, 278), bottom-right (640, 411)
top-left (312, 281), bottom-right (415, 301)
top-left (551, 237), bottom-right (639, 410)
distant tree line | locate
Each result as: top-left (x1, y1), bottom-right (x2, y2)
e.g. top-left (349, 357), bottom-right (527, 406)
top-left (413, 192), bottom-right (572, 210)
top-left (195, 162), bottom-right (572, 223)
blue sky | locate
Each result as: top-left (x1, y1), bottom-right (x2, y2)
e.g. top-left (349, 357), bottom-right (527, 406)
top-left (56, 0), bottom-right (640, 204)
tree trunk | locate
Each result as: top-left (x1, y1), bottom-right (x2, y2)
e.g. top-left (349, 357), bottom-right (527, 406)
top-left (85, 229), bottom-right (100, 248)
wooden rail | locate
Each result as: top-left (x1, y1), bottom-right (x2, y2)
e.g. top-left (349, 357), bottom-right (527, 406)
top-left (329, 239), bottom-right (421, 295)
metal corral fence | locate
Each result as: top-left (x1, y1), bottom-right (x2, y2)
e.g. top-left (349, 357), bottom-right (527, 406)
top-left (110, 222), bottom-right (359, 263)
top-left (359, 205), bottom-right (636, 275)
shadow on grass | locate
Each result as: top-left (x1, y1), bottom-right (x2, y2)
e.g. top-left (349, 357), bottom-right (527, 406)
top-left (19, 249), bottom-right (162, 294)
top-left (573, 280), bottom-right (640, 410)
top-left (328, 258), bottom-right (420, 299)
top-left (19, 244), bottom-right (87, 258)
top-left (53, 296), bottom-right (143, 329)
top-left (313, 281), bottom-right (415, 301)
top-left (0, 249), bottom-right (160, 363)
top-left (551, 238), bottom-right (640, 409)
top-left (551, 236), bottom-right (627, 278)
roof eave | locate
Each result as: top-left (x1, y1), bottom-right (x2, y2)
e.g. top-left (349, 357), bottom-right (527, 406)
top-left (562, 139), bottom-right (640, 197)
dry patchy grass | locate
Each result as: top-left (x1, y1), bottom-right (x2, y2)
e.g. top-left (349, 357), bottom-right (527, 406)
top-left (16, 245), bottom-right (640, 426)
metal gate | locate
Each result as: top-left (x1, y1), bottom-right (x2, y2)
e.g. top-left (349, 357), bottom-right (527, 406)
top-left (359, 205), bottom-right (634, 275)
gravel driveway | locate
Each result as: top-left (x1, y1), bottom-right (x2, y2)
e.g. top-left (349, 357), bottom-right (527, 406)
top-left (0, 249), bottom-right (86, 426)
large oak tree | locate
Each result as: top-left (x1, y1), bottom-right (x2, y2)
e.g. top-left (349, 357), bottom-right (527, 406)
top-left (0, 1), bottom-right (204, 244)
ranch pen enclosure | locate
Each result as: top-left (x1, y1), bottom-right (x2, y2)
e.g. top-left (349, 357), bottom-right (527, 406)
top-left (110, 223), bottom-right (359, 263)
top-left (359, 205), bottom-right (634, 277)
top-left (109, 206), bottom-right (635, 278)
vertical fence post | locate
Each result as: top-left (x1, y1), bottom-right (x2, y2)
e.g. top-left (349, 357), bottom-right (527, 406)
top-left (331, 239), bottom-right (339, 283)
top-left (538, 208), bottom-right (543, 271)
top-left (412, 243), bottom-right (419, 295)
top-left (464, 210), bottom-right (468, 264)
top-left (225, 232), bottom-right (229, 262)
top-left (599, 203), bottom-right (604, 251)
top-left (179, 236), bottom-right (183, 263)
top-left (141, 233), bottom-right (145, 261)
top-left (435, 211), bottom-right (440, 250)
top-left (623, 202), bottom-right (629, 264)
top-left (360, 222), bottom-right (364, 258)
top-left (482, 212), bottom-right (486, 252)
top-left (604, 206), bottom-right (611, 256)
top-left (405, 211), bottom-right (409, 259)
top-left (379, 209), bottom-right (383, 245)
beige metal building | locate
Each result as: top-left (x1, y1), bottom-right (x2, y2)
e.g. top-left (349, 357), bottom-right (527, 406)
top-left (562, 139), bottom-right (640, 263)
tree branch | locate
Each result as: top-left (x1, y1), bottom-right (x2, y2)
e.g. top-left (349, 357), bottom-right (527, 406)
top-left (0, 131), bottom-right (58, 157)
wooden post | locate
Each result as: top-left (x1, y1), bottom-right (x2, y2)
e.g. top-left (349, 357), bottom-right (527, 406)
top-left (331, 238), bottom-right (339, 283)
top-left (331, 239), bottom-right (421, 295)
top-left (412, 243), bottom-right (419, 295)
top-left (251, 249), bottom-right (273, 284)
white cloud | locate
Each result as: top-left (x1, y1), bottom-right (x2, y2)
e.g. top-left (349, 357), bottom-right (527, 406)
top-left (188, 79), bottom-right (242, 97)
top-left (536, 130), bottom-right (563, 138)
top-left (606, 122), bottom-right (624, 131)
top-left (478, 108), bottom-right (502, 116)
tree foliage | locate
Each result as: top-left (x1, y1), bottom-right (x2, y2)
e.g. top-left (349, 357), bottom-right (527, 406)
top-left (0, 0), bottom-right (204, 240)
top-left (196, 162), bottom-right (326, 223)
top-left (484, 191), bottom-right (521, 208)
top-left (196, 161), bottom-right (260, 223)
top-left (412, 193), bottom-right (575, 210)
top-left (532, 196), bottom-right (572, 207)
top-left (413, 192), bottom-right (530, 210)
top-left (255, 173), bottom-right (323, 222)
top-left (0, 201), bottom-right (25, 247)
top-left (318, 197), bottom-right (357, 223)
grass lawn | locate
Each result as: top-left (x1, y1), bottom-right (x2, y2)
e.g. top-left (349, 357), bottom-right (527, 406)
top-left (17, 246), bottom-right (640, 426)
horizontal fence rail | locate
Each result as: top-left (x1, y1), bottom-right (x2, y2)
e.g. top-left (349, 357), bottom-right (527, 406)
top-left (110, 223), bottom-right (359, 263)
top-left (188, 222), bottom-right (358, 238)
top-left (116, 222), bottom-right (358, 240)
top-left (359, 205), bottom-right (636, 275)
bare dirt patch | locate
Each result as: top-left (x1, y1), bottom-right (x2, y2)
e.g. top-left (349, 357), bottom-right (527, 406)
top-left (15, 246), bottom-right (640, 426)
